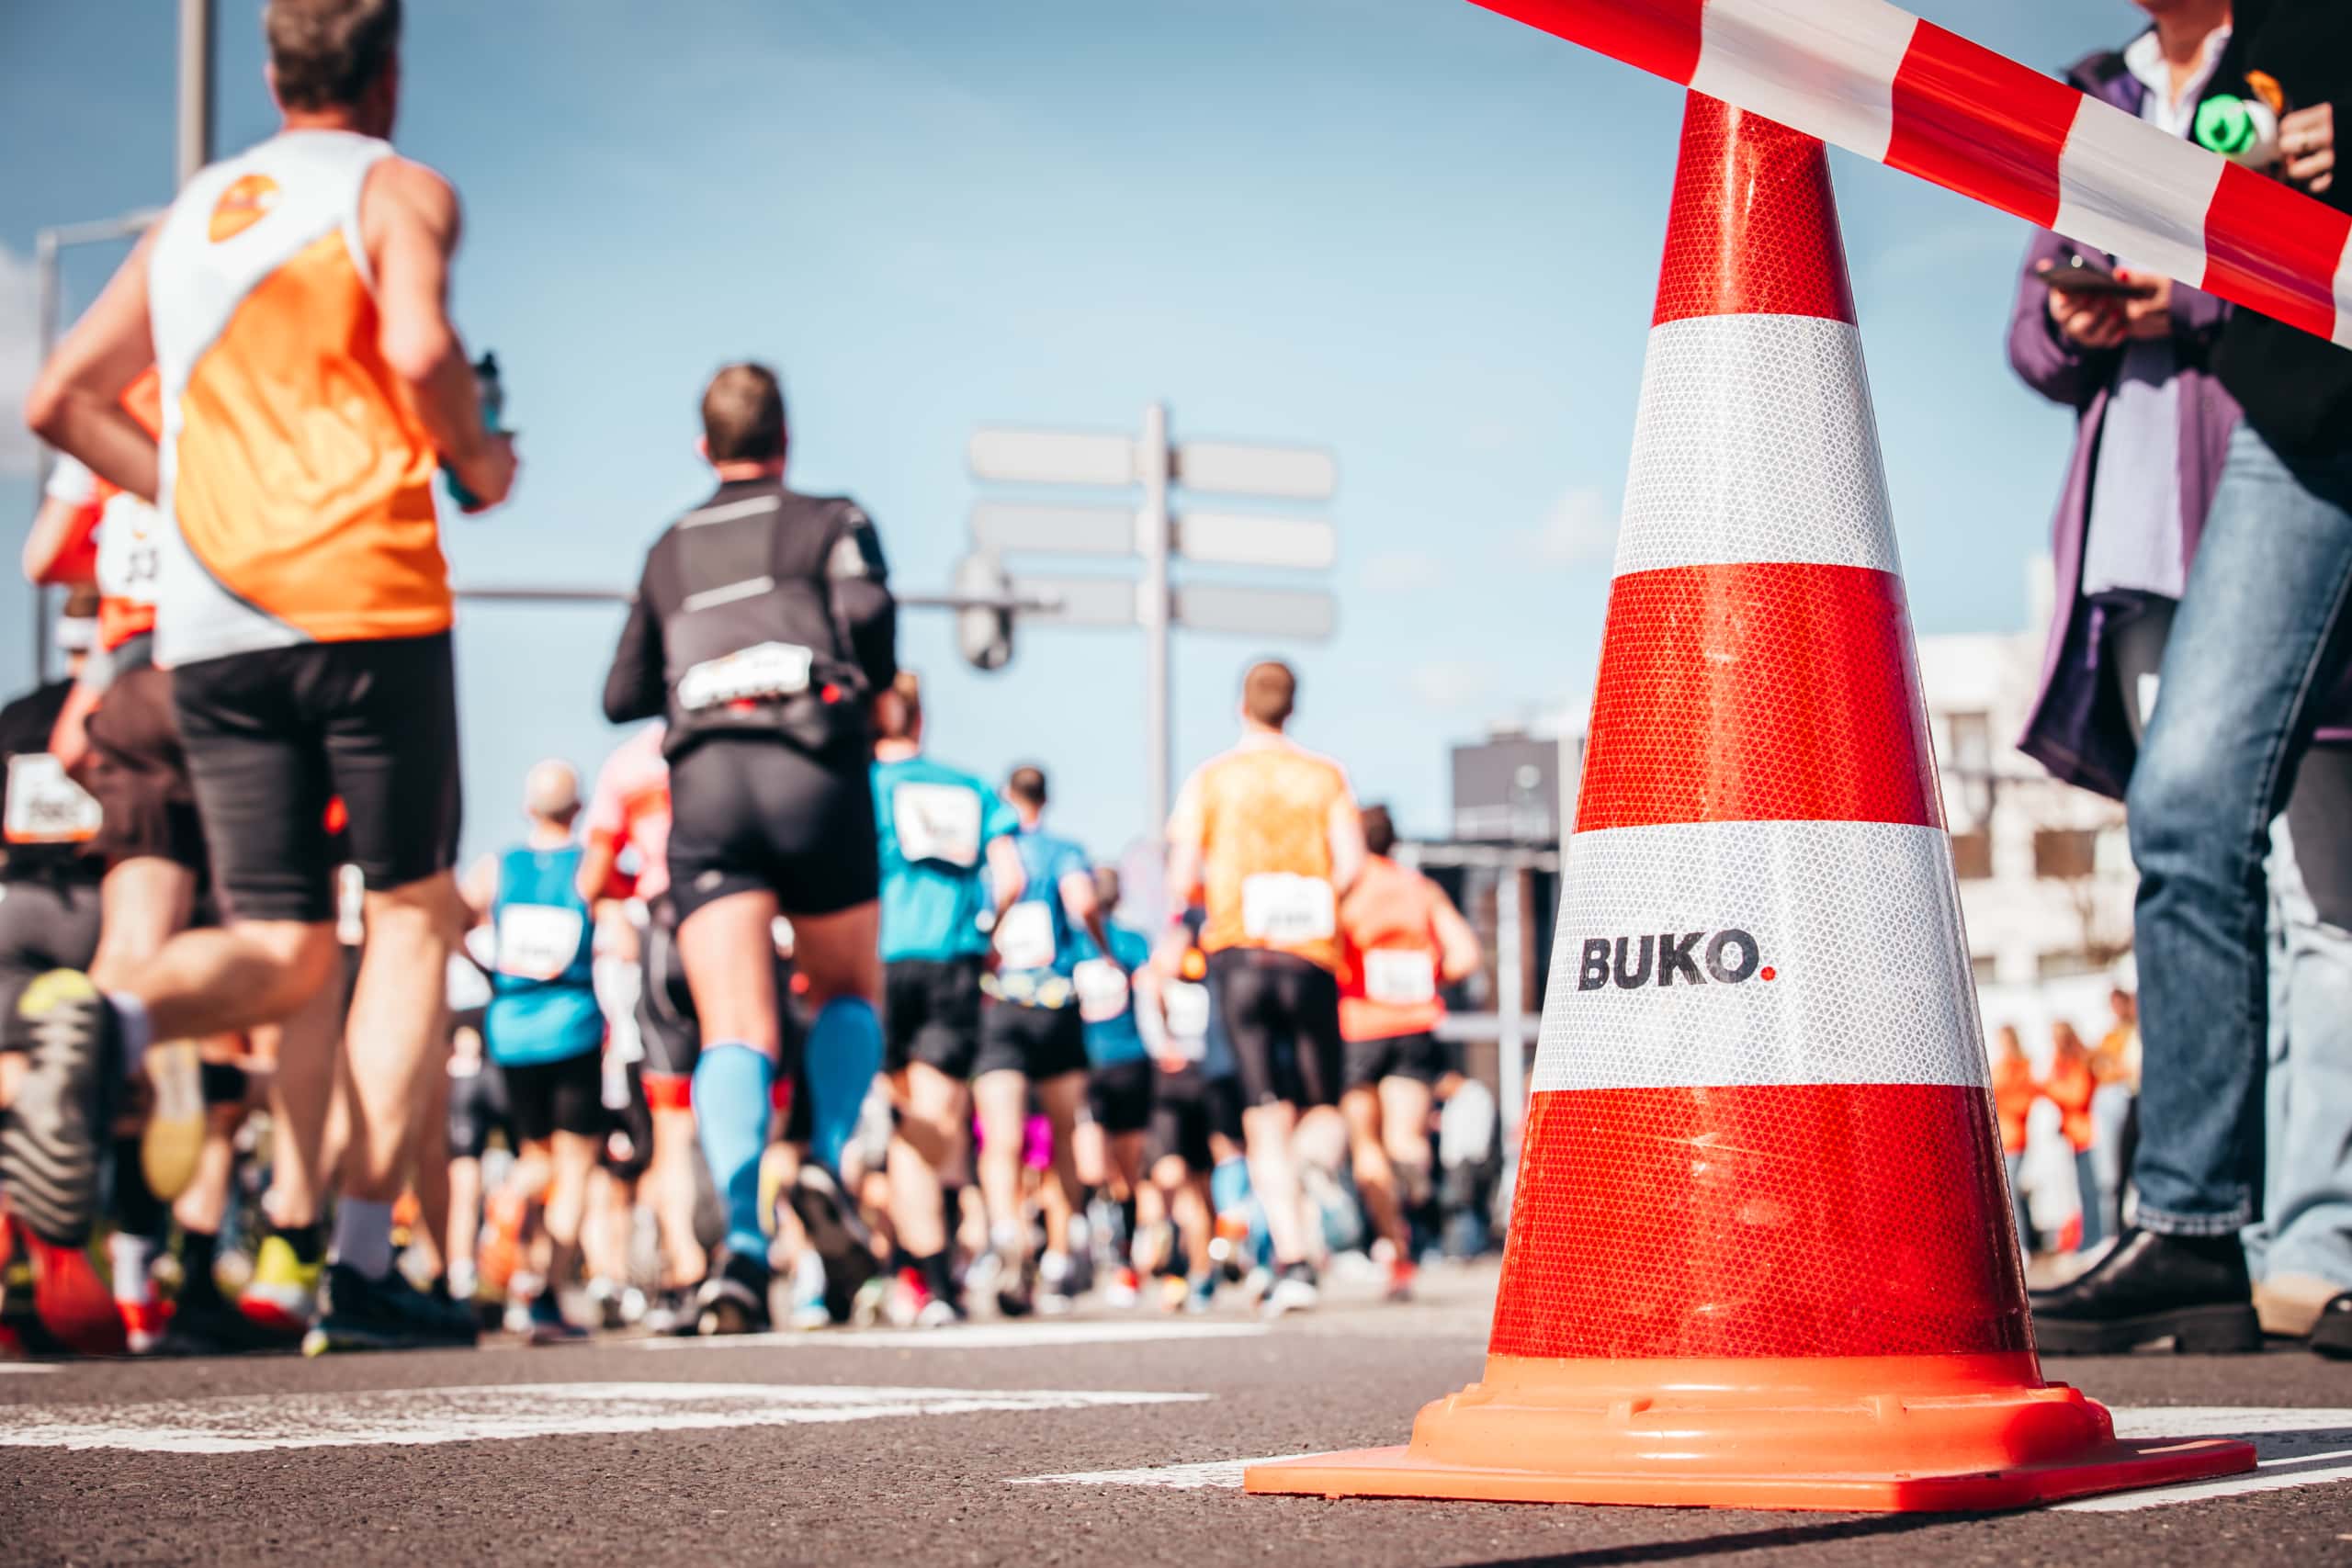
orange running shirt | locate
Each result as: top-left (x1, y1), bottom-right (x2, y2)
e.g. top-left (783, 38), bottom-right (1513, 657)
top-left (1338, 854), bottom-right (1448, 1043)
top-left (1169, 734), bottom-right (1355, 975)
top-left (147, 130), bottom-right (448, 669)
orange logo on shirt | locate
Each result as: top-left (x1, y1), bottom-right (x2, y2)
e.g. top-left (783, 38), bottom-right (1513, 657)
top-left (209, 175), bottom-right (282, 242)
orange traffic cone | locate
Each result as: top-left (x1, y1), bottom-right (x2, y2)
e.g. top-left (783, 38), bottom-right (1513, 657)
top-left (1247, 95), bottom-right (2256, 1512)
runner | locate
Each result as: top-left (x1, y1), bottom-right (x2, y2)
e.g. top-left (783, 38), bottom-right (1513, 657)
top-left (870, 672), bottom-right (1026, 1323)
top-left (577, 719), bottom-right (709, 1329)
top-left (601, 361), bottom-right (892, 1334)
top-left (17, 0), bottom-right (514, 1353)
top-left (1335, 804), bottom-right (1482, 1302)
top-left (1162, 660), bottom-right (1364, 1317)
top-left (459, 761), bottom-right (600, 1345)
top-left (440, 933), bottom-right (501, 1313)
top-left (1140, 907), bottom-right (1244, 1313)
top-left (1071, 864), bottom-right (1157, 1307)
top-left (982, 766), bottom-right (1114, 1314)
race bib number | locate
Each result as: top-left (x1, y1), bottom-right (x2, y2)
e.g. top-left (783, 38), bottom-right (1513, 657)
top-left (1073, 957), bottom-right (1132, 1023)
top-left (3, 754), bottom-right (100, 845)
top-left (892, 782), bottom-right (981, 868)
top-left (495, 903), bottom-right (585, 982)
top-left (677, 641), bottom-right (812, 712)
top-left (1161, 981), bottom-right (1211, 1060)
top-left (993, 900), bottom-right (1057, 972)
top-left (1241, 873), bottom-right (1335, 944)
top-left (1363, 948), bottom-right (1438, 1007)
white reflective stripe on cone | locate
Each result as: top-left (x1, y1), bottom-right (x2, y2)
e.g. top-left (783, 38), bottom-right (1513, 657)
top-left (1532, 818), bottom-right (1986, 1092)
top-left (1613, 314), bottom-right (1901, 579)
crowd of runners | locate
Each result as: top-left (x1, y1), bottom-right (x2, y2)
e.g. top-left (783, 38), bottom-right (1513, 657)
top-left (0, 0), bottom-right (1494, 1357)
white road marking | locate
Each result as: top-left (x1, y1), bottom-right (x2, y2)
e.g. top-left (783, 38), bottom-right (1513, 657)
top-left (632, 1320), bottom-right (1268, 1353)
top-left (1012, 1408), bottom-right (2352, 1508)
top-left (0, 1365), bottom-right (58, 1375)
top-left (0, 1382), bottom-right (1204, 1455)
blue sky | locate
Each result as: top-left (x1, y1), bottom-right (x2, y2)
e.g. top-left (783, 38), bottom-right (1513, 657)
top-left (2, 0), bottom-right (2139, 866)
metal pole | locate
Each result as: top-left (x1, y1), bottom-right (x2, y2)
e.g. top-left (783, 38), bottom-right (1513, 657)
top-left (30, 231), bottom-right (62, 681)
top-left (177, 0), bottom-right (216, 187)
top-left (1496, 863), bottom-right (1526, 1158)
top-left (1138, 401), bottom-right (1172, 840)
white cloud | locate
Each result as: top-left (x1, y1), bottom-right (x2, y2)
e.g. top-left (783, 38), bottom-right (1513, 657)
top-left (1407, 659), bottom-right (1498, 710)
top-left (1513, 484), bottom-right (1616, 567)
top-left (0, 245), bottom-right (39, 478)
top-left (1359, 547), bottom-right (1444, 593)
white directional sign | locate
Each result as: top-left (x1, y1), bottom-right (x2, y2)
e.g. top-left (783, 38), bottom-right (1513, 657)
top-left (1172, 582), bottom-right (1336, 640)
top-left (1009, 574), bottom-right (1146, 628)
top-left (1173, 441), bottom-right (1337, 501)
top-left (968, 429), bottom-right (1136, 487)
top-left (1174, 512), bottom-right (1336, 571)
top-left (971, 503), bottom-right (1136, 558)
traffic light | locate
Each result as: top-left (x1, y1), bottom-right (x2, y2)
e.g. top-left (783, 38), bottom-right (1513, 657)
top-left (953, 552), bottom-right (1013, 671)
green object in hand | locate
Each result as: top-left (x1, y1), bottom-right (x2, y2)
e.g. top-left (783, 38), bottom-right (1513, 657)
top-left (2195, 96), bottom-right (2258, 159)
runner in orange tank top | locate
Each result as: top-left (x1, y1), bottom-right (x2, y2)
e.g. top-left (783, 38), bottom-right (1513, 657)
top-left (1163, 660), bottom-right (1364, 1318)
top-left (1336, 805), bottom-right (1482, 1301)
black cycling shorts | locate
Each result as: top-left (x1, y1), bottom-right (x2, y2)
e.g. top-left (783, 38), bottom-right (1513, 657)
top-left (80, 660), bottom-right (207, 874)
top-left (667, 737), bottom-right (879, 924)
top-left (447, 1055), bottom-right (513, 1162)
top-left (169, 632), bottom-right (461, 923)
top-left (502, 1050), bottom-right (608, 1145)
top-left (884, 955), bottom-right (985, 1077)
top-left (1087, 1057), bottom-right (1156, 1135)
top-left (1149, 1066), bottom-right (1244, 1173)
top-left (602, 1057), bottom-right (653, 1180)
top-left (0, 879), bottom-right (104, 1050)
top-left (980, 999), bottom-right (1088, 1083)
top-left (1342, 1031), bottom-right (1450, 1091)
top-left (638, 900), bottom-right (702, 1082)
top-left (1206, 947), bottom-right (1344, 1111)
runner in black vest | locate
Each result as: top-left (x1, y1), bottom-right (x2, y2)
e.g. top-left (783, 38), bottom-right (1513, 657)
top-left (601, 362), bottom-right (894, 1331)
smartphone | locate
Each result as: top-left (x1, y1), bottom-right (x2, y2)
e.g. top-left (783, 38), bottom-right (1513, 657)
top-left (2032, 254), bottom-right (2154, 297)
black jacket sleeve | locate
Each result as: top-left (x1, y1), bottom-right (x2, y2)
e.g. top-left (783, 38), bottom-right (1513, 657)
top-left (826, 503), bottom-right (898, 697)
top-left (602, 547), bottom-right (669, 725)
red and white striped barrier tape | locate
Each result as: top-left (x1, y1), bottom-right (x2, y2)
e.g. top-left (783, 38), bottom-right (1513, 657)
top-left (1475, 0), bottom-right (2352, 345)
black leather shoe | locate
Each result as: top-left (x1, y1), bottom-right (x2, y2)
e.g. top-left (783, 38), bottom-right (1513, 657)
top-left (2312, 1292), bottom-right (2352, 1360)
top-left (2030, 1229), bottom-right (2260, 1354)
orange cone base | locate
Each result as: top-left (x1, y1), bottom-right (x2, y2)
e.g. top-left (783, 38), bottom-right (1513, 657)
top-left (1245, 1353), bottom-right (2256, 1513)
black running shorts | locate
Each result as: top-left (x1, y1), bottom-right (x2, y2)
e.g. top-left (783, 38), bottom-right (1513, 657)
top-left (1087, 1057), bottom-right (1156, 1135)
top-left (1205, 947), bottom-right (1344, 1111)
top-left (979, 999), bottom-right (1088, 1083)
top-left (502, 1049), bottom-right (608, 1145)
top-left (602, 1057), bottom-right (654, 1180)
top-left (79, 661), bottom-right (206, 874)
top-left (446, 1055), bottom-right (513, 1162)
top-left (1149, 1066), bottom-right (1244, 1173)
top-left (1342, 1031), bottom-right (1449, 1092)
top-left (883, 955), bottom-right (985, 1077)
top-left (637, 899), bottom-right (702, 1083)
top-left (169, 633), bottom-right (461, 923)
top-left (667, 737), bottom-right (879, 924)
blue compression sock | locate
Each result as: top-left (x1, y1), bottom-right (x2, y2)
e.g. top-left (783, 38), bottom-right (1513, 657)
top-left (804, 998), bottom-right (882, 1178)
top-left (692, 1043), bottom-right (776, 1262)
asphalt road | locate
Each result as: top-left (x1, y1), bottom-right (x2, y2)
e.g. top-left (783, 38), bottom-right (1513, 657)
top-left (2, 1264), bottom-right (2349, 1567)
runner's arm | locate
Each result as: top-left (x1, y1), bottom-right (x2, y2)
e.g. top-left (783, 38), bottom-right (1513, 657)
top-left (363, 158), bottom-right (512, 511)
top-left (24, 228), bottom-right (161, 503)
top-left (825, 508), bottom-right (897, 696)
top-left (458, 853), bottom-right (500, 927)
top-left (986, 836), bottom-right (1028, 918)
top-left (22, 483), bottom-right (99, 587)
top-left (603, 575), bottom-right (667, 725)
top-left (1059, 867), bottom-right (1114, 965)
top-left (1430, 885), bottom-right (1483, 985)
top-left (575, 832), bottom-right (624, 906)
top-left (1327, 794), bottom-right (1367, 897)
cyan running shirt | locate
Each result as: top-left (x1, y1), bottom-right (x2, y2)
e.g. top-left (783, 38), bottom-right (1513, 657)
top-left (993, 826), bottom-right (1090, 1000)
top-left (1072, 923), bottom-right (1153, 1067)
top-left (873, 756), bottom-right (1017, 963)
top-left (485, 842), bottom-right (604, 1066)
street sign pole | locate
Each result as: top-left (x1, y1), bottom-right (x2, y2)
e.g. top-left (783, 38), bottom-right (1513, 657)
top-left (1139, 401), bottom-right (1172, 841)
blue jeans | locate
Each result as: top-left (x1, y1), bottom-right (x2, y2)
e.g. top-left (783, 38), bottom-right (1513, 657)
top-left (2073, 1147), bottom-right (2105, 1251)
top-left (2126, 421), bottom-right (2352, 1235)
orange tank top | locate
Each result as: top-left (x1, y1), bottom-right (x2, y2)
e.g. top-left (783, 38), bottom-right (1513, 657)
top-left (1171, 736), bottom-right (1352, 975)
top-left (1339, 854), bottom-right (1447, 1043)
top-left (148, 130), bottom-right (448, 669)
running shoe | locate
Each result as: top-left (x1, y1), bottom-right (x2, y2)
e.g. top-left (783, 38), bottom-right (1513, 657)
top-left (0, 972), bottom-right (121, 1247)
top-left (120, 1297), bottom-right (170, 1356)
top-left (1157, 1271), bottom-right (1191, 1314)
top-left (851, 1273), bottom-right (893, 1329)
top-left (162, 1292), bottom-right (291, 1357)
top-left (1185, 1272), bottom-right (1217, 1315)
top-left (524, 1290), bottom-right (587, 1345)
top-left (786, 1249), bottom-right (831, 1331)
top-left (914, 1296), bottom-right (961, 1329)
top-left (1037, 1250), bottom-right (1077, 1316)
top-left (140, 1040), bottom-right (206, 1201)
top-left (694, 1250), bottom-right (774, 1336)
top-left (786, 1167), bottom-right (879, 1322)
top-left (239, 1234), bottom-right (322, 1337)
top-left (1105, 1265), bottom-right (1142, 1309)
top-left (991, 1242), bottom-right (1035, 1319)
top-left (641, 1284), bottom-right (701, 1337)
top-left (303, 1262), bottom-right (481, 1355)
top-left (1385, 1254), bottom-right (1419, 1303)
top-left (1261, 1261), bottom-right (1319, 1320)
